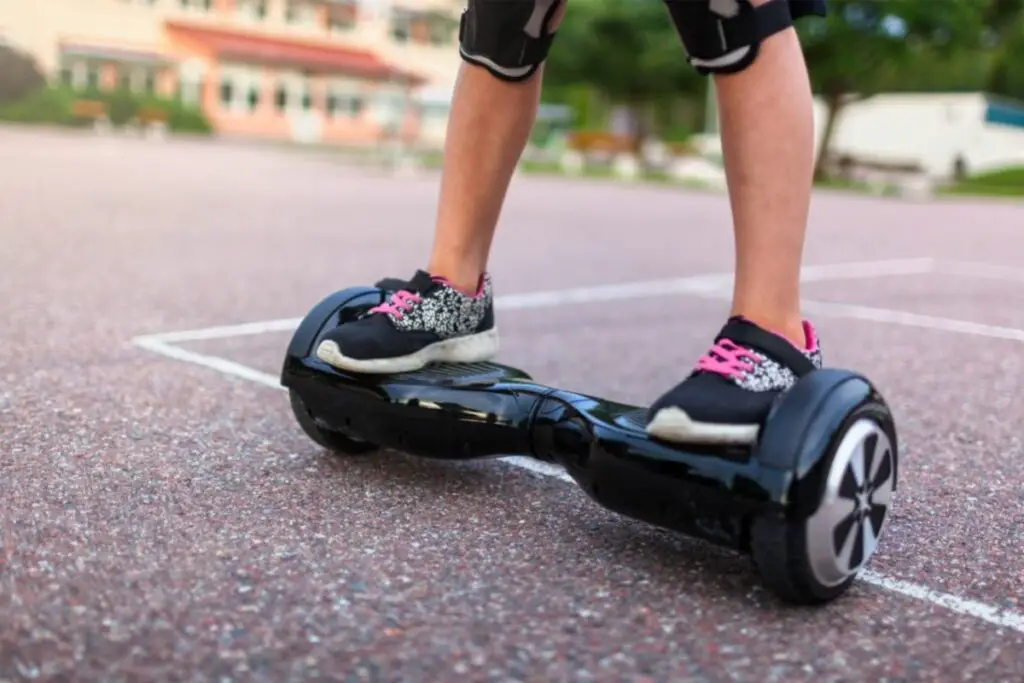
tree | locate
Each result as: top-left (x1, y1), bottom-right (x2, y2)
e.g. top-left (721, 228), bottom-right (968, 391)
top-left (0, 43), bottom-right (46, 107)
top-left (983, 0), bottom-right (1024, 100)
top-left (797, 0), bottom-right (988, 179)
top-left (543, 0), bottom-right (704, 144)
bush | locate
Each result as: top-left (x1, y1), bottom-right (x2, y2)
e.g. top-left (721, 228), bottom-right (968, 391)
top-left (0, 44), bottom-right (46, 106)
top-left (0, 83), bottom-right (213, 134)
top-left (0, 84), bottom-right (83, 125)
top-left (136, 93), bottom-right (213, 134)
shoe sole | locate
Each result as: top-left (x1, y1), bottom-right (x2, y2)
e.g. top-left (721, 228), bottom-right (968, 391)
top-left (645, 406), bottom-right (760, 446)
top-left (315, 328), bottom-right (500, 374)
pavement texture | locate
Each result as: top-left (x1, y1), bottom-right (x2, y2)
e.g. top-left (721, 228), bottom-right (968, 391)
top-left (2, 125), bottom-right (1023, 683)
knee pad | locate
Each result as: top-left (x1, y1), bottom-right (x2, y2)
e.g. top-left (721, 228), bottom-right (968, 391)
top-left (458, 0), bottom-right (566, 82)
top-left (664, 0), bottom-right (822, 75)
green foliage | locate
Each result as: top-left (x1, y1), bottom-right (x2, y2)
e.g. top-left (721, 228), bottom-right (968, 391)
top-left (0, 45), bottom-right (211, 133)
top-left (969, 167), bottom-right (1024, 185)
top-left (798, 0), bottom-right (989, 99)
top-left (0, 81), bottom-right (212, 134)
top-left (538, 0), bottom-right (1021, 156)
top-left (543, 0), bottom-right (703, 139)
top-left (796, 0), bottom-right (1000, 178)
top-left (983, 0), bottom-right (1024, 100)
top-left (545, 0), bottom-right (701, 103)
top-left (156, 99), bottom-right (213, 134)
top-left (0, 44), bottom-right (47, 106)
top-left (73, 85), bottom-right (214, 132)
top-left (0, 84), bottom-right (83, 125)
top-left (943, 165), bottom-right (1024, 197)
top-left (104, 87), bottom-right (140, 126)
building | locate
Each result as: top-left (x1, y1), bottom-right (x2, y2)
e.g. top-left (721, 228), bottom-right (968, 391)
top-left (0, 0), bottom-right (465, 145)
top-left (700, 88), bottom-right (1024, 181)
top-left (815, 92), bottom-right (1024, 180)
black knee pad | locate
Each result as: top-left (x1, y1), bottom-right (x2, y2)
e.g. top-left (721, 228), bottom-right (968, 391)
top-left (458, 0), bottom-right (565, 82)
top-left (664, 0), bottom-right (826, 75)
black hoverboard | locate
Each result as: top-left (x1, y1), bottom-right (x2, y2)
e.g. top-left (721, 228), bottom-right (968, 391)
top-left (280, 285), bottom-right (899, 605)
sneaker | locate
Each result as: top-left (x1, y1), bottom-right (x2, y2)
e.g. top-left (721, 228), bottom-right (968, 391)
top-left (645, 316), bottom-right (822, 445)
top-left (315, 269), bottom-right (498, 374)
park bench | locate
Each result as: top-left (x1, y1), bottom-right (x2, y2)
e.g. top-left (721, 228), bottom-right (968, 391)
top-left (565, 130), bottom-right (636, 155)
top-left (135, 106), bottom-right (169, 126)
top-left (70, 99), bottom-right (107, 121)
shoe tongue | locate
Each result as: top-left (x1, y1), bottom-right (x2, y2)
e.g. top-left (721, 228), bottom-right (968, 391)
top-left (407, 269), bottom-right (438, 293)
top-left (720, 315), bottom-right (760, 336)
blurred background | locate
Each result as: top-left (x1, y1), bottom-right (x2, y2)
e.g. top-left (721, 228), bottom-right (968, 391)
top-left (1, 0), bottom-right (1021, 199)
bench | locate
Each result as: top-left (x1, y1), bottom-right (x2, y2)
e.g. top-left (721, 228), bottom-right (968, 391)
top-left (70, 99), bottom-right (107, 120)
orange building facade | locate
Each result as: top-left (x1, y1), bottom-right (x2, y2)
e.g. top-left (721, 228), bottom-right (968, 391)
top-left (1, 0), bottom-right (464, 145)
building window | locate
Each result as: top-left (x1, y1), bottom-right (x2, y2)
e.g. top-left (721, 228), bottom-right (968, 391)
top-left (285, 0), bottom-right (315, 25)
top-left (179, 78), bottom-right (202, 107)
top-left (115, 66), bottom-right (157, 94)
top-left (219, 63), bottom-right (263, 113)
top-left (178, 59), bottom-right (206, 108)
top-left (60, 60), bottom-right (89, 89)
top-left (326, 92), bottom-right (363, 118)
top-left (85, 64), bottom-right (100, 90)
top-left (236, 0), bottom-right (267, 21)
top-left (273, 72), bottom-right (313, 113)
top-left (389, 12), bottom-right (411, 43)
top-left (328, 1), bottom-right (356, 32)
top-left (428, 15), bottom-right (456, 46)
top-left (219, 79), bottom-right (234, 107)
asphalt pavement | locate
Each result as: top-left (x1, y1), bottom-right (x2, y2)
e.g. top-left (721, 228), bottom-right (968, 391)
top-left (1, 125), bottom-right (1022, 683)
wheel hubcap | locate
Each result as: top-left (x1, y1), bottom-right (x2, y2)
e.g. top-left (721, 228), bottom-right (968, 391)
top-left (806, 417), bottom-right (896, 587)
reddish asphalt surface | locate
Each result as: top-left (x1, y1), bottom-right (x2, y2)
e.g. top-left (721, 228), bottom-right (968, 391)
top-left (2, 125), bottom-right (1023, 682)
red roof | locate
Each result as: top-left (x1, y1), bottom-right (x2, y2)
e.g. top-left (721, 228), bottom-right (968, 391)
top-left (165, 21), bottom-right (422, 83)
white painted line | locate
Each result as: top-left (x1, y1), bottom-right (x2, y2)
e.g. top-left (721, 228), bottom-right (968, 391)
top-left (133, 337), bottom-right (283, 389)
top-left (859, 571), bottom-right (1024, 633)
top-left (931, 259), bottom-right (1024, 285)
top-left (133, 338), bottom-right (1024, 634)
top-left (139, 318), bottom-right (303, 345)
top-left (135, 258), bottom-right (935, 344)
top-left (684, 287), bottom-right (1024, 344)
top-left (135, 336), bottom-right (580, 483)
top-left (799, 300), bottom-right (1024, 342)
top-left (127, 254), bottom-right (1024, 634)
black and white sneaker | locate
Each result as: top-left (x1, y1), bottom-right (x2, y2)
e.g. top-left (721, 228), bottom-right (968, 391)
top-left (645, 316), bottom-right (823, 445)
top-left (315, 269), bottom-right (498, 374)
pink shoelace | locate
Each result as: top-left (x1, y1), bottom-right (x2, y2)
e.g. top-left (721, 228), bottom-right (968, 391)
top-left (696, 338), bottom-right (760, 379)
top-left (370, 290), bottom-right (421, 320)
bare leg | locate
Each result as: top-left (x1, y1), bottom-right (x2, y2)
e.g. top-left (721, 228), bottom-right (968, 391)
top-left (645, 0), bottom-right (823, 444)
top-left (425, 62), bottom-right (549, 293)
top-left (315, 4), bottom-right (565, 374)
top-left (714, 0), bottom-right (816, 348)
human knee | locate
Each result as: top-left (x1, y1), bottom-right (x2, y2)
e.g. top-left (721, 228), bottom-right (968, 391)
top-left (458, 0), bottom-right (567, 82)
top-left (663, 0), bottom-right (825, 76)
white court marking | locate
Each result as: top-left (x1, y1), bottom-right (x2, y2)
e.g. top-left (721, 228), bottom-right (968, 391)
top-left (131, 257), bottom-right (1024, 636)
